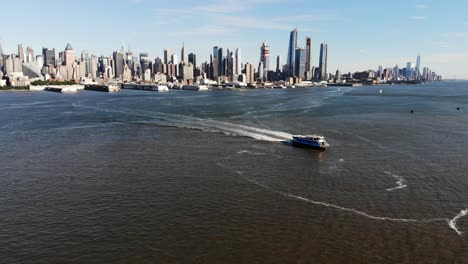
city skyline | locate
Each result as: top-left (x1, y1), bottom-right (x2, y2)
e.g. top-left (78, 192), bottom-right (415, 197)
top-left (1, 0), bottom-right (467, 79)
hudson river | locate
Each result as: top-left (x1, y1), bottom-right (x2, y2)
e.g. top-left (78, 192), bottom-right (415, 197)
top-left (1, 82), bottom-right (467, 263)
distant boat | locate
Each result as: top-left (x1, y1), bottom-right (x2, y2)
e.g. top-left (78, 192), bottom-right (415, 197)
top-left (380, 89), bottom-right (383, 94)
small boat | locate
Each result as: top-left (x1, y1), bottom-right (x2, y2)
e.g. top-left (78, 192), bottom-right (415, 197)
top-left (291, 135), bottom-right (329, 150)
top-left (379, 89), bottom-right (383, 94)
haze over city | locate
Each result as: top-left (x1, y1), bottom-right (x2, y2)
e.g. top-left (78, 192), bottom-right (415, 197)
top-left (1, 0), bottom-right (467, 79)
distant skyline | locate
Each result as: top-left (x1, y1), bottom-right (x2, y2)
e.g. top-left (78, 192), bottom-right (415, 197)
top-left (1, 0), bottom-right (467, 79)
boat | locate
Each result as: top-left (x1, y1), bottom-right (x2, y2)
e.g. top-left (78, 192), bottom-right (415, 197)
top-left (291, 135), bottom-right (329, 150)
top-left (182, 85), bottom-right (209, 91)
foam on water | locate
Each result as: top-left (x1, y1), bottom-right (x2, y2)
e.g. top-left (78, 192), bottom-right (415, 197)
top-left (385, 171), bottom-right (408, 191)
top-left (448, 209), bottom-right (468, 235)
top-left (73, 101), bottom-right (293, 142)
top-left (216, 161), bottom-right (466, 236)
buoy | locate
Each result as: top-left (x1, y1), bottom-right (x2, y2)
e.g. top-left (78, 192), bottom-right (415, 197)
top-left (411, 110), bottom-right (414, 114)
top-left (457, 107), bottom-right (460, 111)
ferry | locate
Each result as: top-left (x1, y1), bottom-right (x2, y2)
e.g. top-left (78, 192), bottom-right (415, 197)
top-left (291, 135), bottom-right (329, 150)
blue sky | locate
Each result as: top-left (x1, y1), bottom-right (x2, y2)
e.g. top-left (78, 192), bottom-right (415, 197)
top-left (2, 0), bottom-right (468, 78)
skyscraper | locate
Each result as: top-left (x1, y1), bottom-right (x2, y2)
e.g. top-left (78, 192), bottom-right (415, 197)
top-left (287, 29), bottom-right (298, 77)
top-left (319, 43), bottom-right (328, 81)
top-left (295, 48), bottom-right (306, 79)
top-left (416, 55), bottom-right (421, 77)
top-left (235, 48), bottom-right (242, 76)
top-left (18, 44), bottom-right (24, 63)
top-left (26, 47), bottom-right (34, 63)
top-left (0, 38), bottom-right (4, 72)
top-left (260, 41), bottom-right (270, 73)
top-left (305, 37), bottom-right (312, 79)
top-left (64, 44), bottom-right (75, 66)
top-left (182, 43), bottom-right (189, 64)
top-left (276, 55), bottom-right (282, 73)
top-left (188, 53), bottom-right (196, 68)
top-left (164, 49), bottom-right (173, 65)
top-left (212, 46), bottom-right (219, 79)
top-left (218, 47), bottom-right (224, 76)
top-left (113, 51), bottom-right (124, 79)
top-left (42, 47), bottom-right (56, 66)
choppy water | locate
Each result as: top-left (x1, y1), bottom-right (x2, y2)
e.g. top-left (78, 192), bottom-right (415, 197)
top-left (1, 82), bottom-right (467, 263)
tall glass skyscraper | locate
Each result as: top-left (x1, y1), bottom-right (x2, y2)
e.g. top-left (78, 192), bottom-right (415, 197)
top-left (319, 43), bottom-right (328, 81)
top-left (287, 29), bottom-right (298, 77)
top-left (295, 48), bottom-right (306, 79)
top-left (305, 37), bottom-right (312, 79)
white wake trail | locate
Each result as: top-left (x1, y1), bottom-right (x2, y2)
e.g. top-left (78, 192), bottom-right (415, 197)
top-left (73, 101), bottom-right (293, 142)
top-left (448, 209), bottom-right (468, 235)
top-left (216, 161), bottom-right (466, 236)
top-left (385, 171), bottom-right (408, 192)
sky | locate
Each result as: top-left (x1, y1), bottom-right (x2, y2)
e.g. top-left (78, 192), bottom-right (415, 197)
top-left (1, 0), bottom-right (468, 79)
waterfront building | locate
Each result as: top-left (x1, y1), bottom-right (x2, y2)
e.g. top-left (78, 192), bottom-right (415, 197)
top-left (319, 43), bottom-right (328, 81)
top-left (123, 64), bottom-right (132, 82)
top-left (295, 48), bottom-right (306, 80)
top-left (212, 46), bottom-right (219, 79)
top-left (245, 63), bottom-right (255, 84)
top-left (0, 38), bottom-right (4, 72)
top-left (287, 28), bottom-right (298, 77)
top-left (13, 55), bottom-right (23, 73)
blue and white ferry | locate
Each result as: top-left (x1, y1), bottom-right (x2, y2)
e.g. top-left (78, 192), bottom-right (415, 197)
top-left (291, 135), bottom-right (329, 150)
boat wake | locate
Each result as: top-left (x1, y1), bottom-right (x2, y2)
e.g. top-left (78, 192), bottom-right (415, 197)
top-left (216, 161), bottom-right (467, 236)
top-left (385, 171), bottom-right (408, 191)
top-left (449, 209), bottom-right (468, 235)
top-left (73, 101), bottom-right (293, 142)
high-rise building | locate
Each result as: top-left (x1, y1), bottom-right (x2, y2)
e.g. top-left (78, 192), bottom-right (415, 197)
top-left (26, 47), bottom-right (34, 63)
top-left (287, 28), bottom-right (298, 77)
top-left (113, 51), bottom-right (124, 79)
top-left (164, 49), bottom-right (173, 65)
top-left (245, 63), bottom-right (255, 84)
top-left (416, 55), bottom-right (421, 77)
top-left (154, 57), bottom-right (164, 74)
top-left (319, 43), bottom-right (328, 81)
top-left (171, 54), bottom-right (178, 65)
top-left (181, 43), bottom-right (188, 63)
top-left (36, 55), bottom-right (44, 69)
top-left (0, 38), bottom-right (4, 72)
top-left (64, 44), bottom-right (75, 65)
top-left (188, 53), bottom-right (196, 68)
top-left (212, 46), bottom-right (219, 79)
top-left (42, 47), bottom-right (56, 67)
top-left (276, 55), bottom-right (282, 72)
top-left (218, 47), bottom-right (224, 76)
top-left (295, 48), bottom-right (306, 79)
top-left (260, 41), bottom-right (270, 74)
top-left (406, 62), bottom-right (412, 79)
top-left (305, 37), bottom-right (312, 77)
top-left (258, 61), bottom-right (264, 80)
top-left (18, 44), bottom-right (24, 63)
top-left (235, 48), bottom-right (242, 76)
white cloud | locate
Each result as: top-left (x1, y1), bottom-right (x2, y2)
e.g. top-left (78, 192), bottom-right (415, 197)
top-left (416, 4), bottom-right (428, 9)
top-left (167, 25), bottom-right (234, 37)
top-left (411, 16), bottom-right (426, 20)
